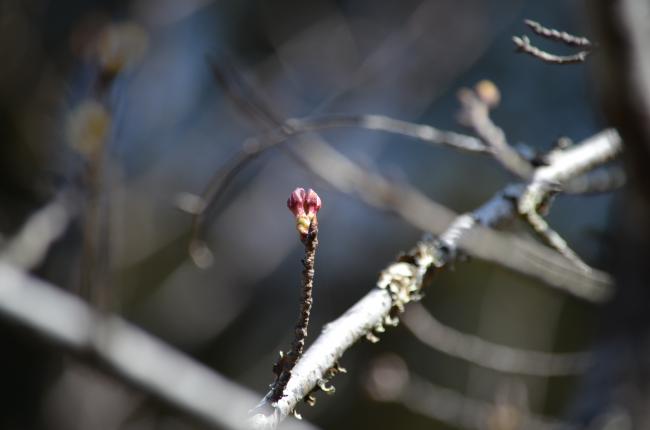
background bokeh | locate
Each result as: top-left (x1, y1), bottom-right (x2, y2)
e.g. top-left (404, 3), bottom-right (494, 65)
top-left (0, 0), bottom-right (620, 429)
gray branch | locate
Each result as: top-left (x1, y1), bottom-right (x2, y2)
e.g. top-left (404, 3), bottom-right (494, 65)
top-left (0, 192), bottom-right (77, 270)
top-left (0, 262), bottom-right (316, 430)
top-left (513, 35), bottom-right (591, 65)
top-left (403, 302), bottom-right (590, 376)
top-left (366, 357), bottom-right (572, 430)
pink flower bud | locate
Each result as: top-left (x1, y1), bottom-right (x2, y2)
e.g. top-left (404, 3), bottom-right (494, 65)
top-left (287, 188), bottom-right (307, 218)
top-left (287, 187), bottom-right (321, 239)
top-left (304, 188), bottom-right (321, 218)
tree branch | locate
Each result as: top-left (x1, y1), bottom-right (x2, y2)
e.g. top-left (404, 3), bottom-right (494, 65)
top-left (513, 36), bottom-right (590, 64)
top-left (457, 82), bottom-right (535, 179)
top-left (403, 302), bottom-right (590, 376)
top-left (365, 355), bottom-right (572, 430)
top-left (524, 19), bottom-right (593, 48)
top-left (0, 192), bottom-right (76, 270)
top-left (0, 262), bottom-right (317, 430)
top-left (248, 128), bottom-right (618, 428)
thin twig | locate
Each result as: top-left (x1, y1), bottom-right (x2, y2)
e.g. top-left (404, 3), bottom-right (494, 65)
top-left (365, 356), bottom-right (573, 430)
top-left (270, 220), bottom-right (319, 403)
top-left (457, 84), bottom-right (535, 179)
top-left (513, 35), bottom-right (590, 64)
top-left (563, 165), bottom-right (626, 194)
top-left (521, 210), bottom-right (592, 272)
top-left (524, 19), bottom-right (593, 48)
top-left (403, 302), bottom-right (590, 376)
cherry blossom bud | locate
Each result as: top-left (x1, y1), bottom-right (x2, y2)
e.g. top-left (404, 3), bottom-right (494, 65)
top-left (304, 189), bottom-right (321, 218)
top-left (287, 188), bottom-right (307, 218)
top-left (287, 187), bottom-right (321, 239)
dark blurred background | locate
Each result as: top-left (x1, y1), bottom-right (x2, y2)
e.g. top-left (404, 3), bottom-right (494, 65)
top-left (0, 0), bottom-right (622, 429)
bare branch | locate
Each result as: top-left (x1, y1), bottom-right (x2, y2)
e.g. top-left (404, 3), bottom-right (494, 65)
top-left (517, 129), bottom-right (623, 270)
top-left (513, 35), bottom-right (590, 65)
top-left (365, 355), bottom-right (572, 430)
top-left (524, 19), bottom-right (593, 48)
top-left (512, 19), bottom-right (593, 65)
top-left (521, 210), bottom-right (592, 272)
top-left (403, 302), bottom-right (590, 376)
top-left (0, 192), bottom-right (76, 270)
top-left (457, 83), bottom-right (535, 179)
top-left (563, 165), bottom-right (626, 194)
top-left (0, 262), bottom-right (316, 430)
top-left (290, 114), bottom-right (489, 153)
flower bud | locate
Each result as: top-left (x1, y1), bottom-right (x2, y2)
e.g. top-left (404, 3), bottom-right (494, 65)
top-left (287, 187), bottom-right (321, 239)
top-left (304, 189), bottom-right (321, 218)
top-left (287, 188), bottom-right (307, 218)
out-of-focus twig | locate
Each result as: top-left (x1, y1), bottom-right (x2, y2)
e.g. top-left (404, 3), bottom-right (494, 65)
top-left (563, 165), bottom-right (626, 195)
top-left (513, 36), bottom-right (590, 64)
top-left (524, 19), bottom-right (592, 48)
top-left (186, 112), bottom-right (487, 265)
top-left (365, 354), bottom-right (572, 430)
top-left (458, 81), bottom-right (535, 179)
top-left (403, 302), bottom-right (590, 376)
top-left (513, 20), bottom-right (593, 65)
top-left (0, 261), bottom-right (317, 430)
top-left (70, 22), bottom-right (149, 308)
top-left (0, 192), bottom-right (77, 270)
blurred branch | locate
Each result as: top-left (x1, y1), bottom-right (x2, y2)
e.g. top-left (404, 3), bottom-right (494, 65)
top-left (248, 129), bottom-right (617, 428)
top-left (288, 131), bottom-right (612, 298)
top-left (457, 81), bottom-right (535, 179)
top-left (563, 165), bottom-right (625, 194)
top-left (524, 19), bottom-right (593, 48)
top-left (287, 114), bottom-right (489, 153)
top-left (513, 20), bottom-right (593, 65)
top-left (0, 192), bottom-right (76, 270)
top-left (189, 64), bottom-right (612, 295)
top-left (403, 302), bottom-right (590, 376)
top-left (0, 261), bottom-right (316, 430)
top-left (365, 355), bottom-right (571, 430)
top-left (187, 112), bottom-right (487, 264)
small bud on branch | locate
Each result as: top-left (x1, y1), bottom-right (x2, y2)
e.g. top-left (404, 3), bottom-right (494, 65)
top-left (287, 188), bottom-right (321, 241)
top-left (266, 188), bottom-right (322, 406)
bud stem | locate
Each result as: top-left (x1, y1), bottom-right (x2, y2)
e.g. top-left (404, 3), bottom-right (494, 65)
top-left (270, 218), bottom-right (320, 403)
